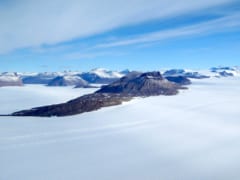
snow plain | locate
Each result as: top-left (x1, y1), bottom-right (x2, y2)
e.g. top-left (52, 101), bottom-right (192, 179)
top-left (0, 78), bottom-right (240, 180)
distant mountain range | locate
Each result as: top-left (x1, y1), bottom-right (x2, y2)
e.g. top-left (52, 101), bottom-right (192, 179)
top-left (0, 68), bottom-right (126, 87)
top-left (6, 67), bottom-right (240, 116)
top-left (210, 66), bottom-right (240, 77)
top-left (163, 69), bottom-right (210, 79)
top-left (47, 75), bottom-right (90, 87)
top-left (0, 66), bottom-right (239, 87)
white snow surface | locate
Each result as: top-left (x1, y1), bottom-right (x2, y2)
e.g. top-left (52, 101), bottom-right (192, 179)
top-left (0, 76), bottom-right (20, 82)
top-left (62, 75), bottom-right (87, 84)
top-left (63, 75), bottom-right (82, 81)
top-left (0, 78), bottom-right (240, 180)
top-left (0, 73), bottom-right (21, 82)
top-left (0, 85), bottom-right (97, 114)
top-left (91, 68), bottom-right (124, 78)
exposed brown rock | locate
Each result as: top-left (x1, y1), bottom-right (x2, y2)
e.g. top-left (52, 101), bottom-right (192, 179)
top-left (11, 71), bottom-right (189, 117)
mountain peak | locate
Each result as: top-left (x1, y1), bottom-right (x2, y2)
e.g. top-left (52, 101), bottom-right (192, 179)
top-left (96, 71), bottom-right (181, 96)
top-left (11, 71), bottom-right (190, 117)
top-left (47, 75), bottom-right (88, 87)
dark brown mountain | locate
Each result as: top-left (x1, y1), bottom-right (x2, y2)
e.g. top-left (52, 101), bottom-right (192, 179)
top-left (96, 71), bottom-right (183, 96)
top-left (12, 93), bottom-right (132, 117)
top-left (11, 71), bottom-right (189, 117)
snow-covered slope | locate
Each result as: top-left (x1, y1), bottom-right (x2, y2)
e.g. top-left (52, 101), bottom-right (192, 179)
top-left (80, 68), bottom-right (125, 84)
top-left (163, 69), bottom-right (209, 79)
top-left (0, 85), bottom-right (96, 114)
top-left (20, 69), bottom-right (126, 85)
top-left (0, 72), bottom-right (23, 87)
top-left (90, 68), bottom-right (124, 78)
top-left (0, 78), bottom-right (240, 179)
top-left (162, 67), bottom-right (240, 78)
top-left (47, 75), bottom-right (89, 87)
top-left (22, 72), bottom-right (62, 84)
top-left (3, 67), bottom-right (239, 87)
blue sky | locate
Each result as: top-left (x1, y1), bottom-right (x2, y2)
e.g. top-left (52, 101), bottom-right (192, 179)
top-left (0, 0), bottom-right (239, 72)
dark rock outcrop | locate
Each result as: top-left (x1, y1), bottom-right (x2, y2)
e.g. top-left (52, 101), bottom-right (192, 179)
top-left (96, 71), bottom-right (182, 96)
top-left (211, 67), bottom-right (235, 72)
top-left (163, 69), bottom-right (209, 79)
top-left (74, 84), bottom-right (98, 88)
top-left (163, 69), bottom-right (185, 76)
top-left (12, 93), bottom-right (132, 117)
top-left (184, 72), bottom-right (209, 79)
top-left (210, 66), bottom-right (240, 77)
top-left (80, 72), bottom-right (119, 84)
top-left (219, 71), bottom-right (234, 77)
top-left (11, 71), bottom-right (188, 117)
top-left (165, 76), bottom-right (191, 85)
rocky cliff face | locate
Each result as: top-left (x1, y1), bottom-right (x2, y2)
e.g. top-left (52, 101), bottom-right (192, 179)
top-left (11, 71), bottom-right (189, 117)
top-left (96, 71), bottom-right (182, 96)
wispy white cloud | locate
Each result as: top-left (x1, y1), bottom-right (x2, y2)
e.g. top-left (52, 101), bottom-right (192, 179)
top-left (95, 13), bottom-right (240, 48)
top-left (0, 0), bottom-right (235, 53)
top-left (64, 51), bottom-right (126, 60)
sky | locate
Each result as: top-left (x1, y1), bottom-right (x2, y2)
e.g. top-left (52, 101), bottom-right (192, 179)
top-left (0, 0), bottom-right (239, 72)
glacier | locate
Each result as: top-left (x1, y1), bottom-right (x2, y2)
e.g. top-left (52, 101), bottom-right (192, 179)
top-left (0, 77), bottom-right (240, 180)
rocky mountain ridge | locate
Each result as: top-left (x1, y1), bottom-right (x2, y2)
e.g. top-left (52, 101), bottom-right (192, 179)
top-left (1, 66), bottom-right (239, 87)
top-left (47, 75), bottom-right (89, 87)
top-left (11, 71), bottom-right (188, 117)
